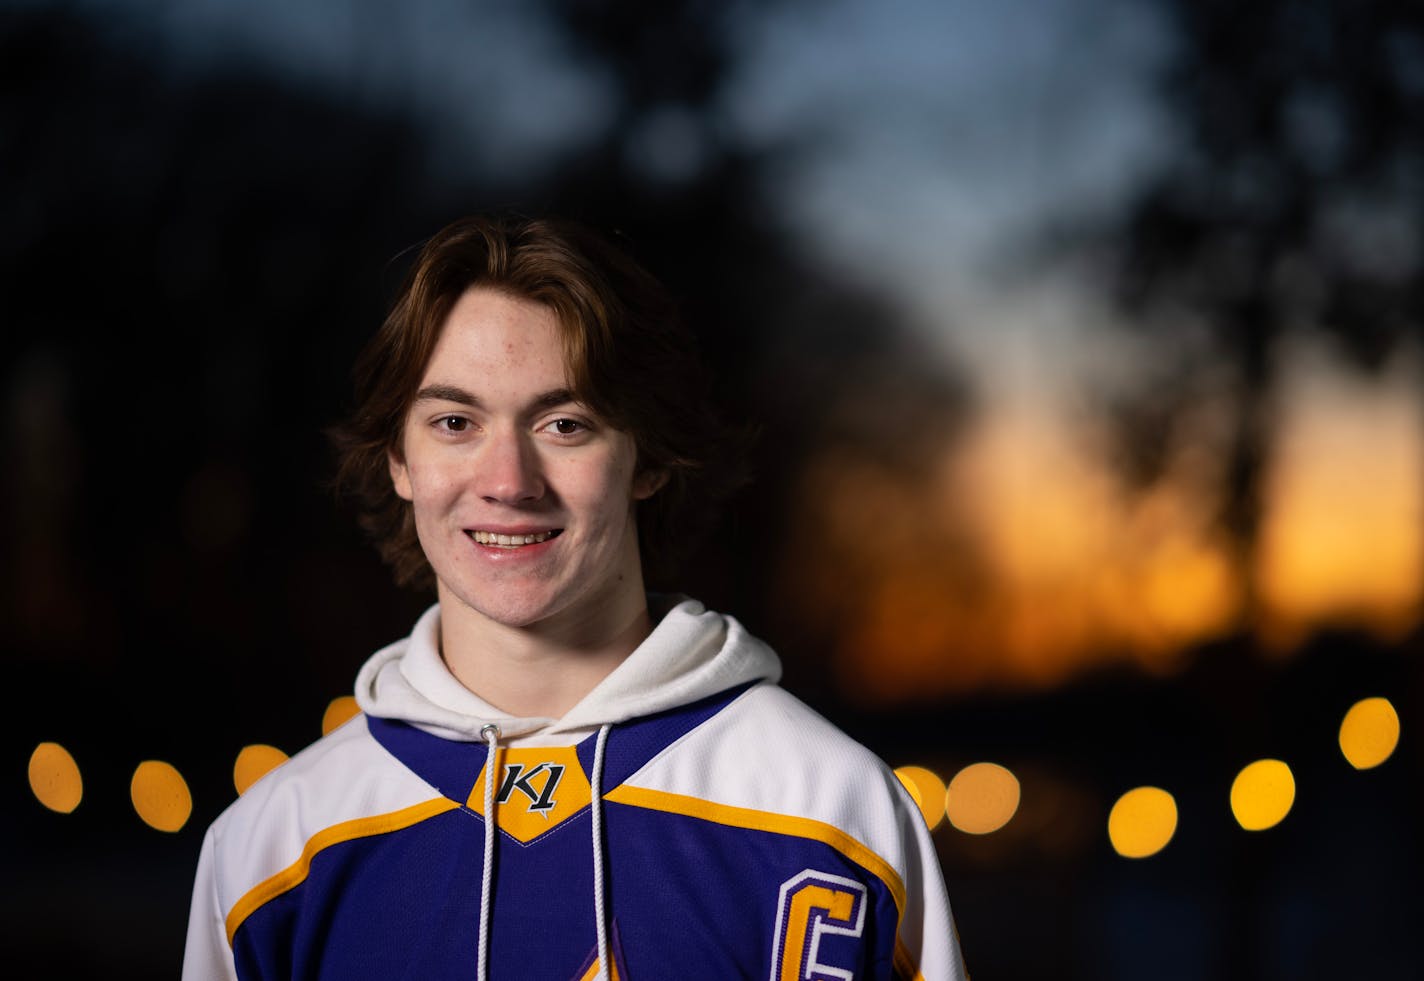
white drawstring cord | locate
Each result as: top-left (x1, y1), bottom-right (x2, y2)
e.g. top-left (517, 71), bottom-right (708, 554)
top-left (590, 724), bottom-right (612, 981)
top-left (477, 723), bottom-right (501, 981)
top-left (478, 722), bottom-right (611, 979)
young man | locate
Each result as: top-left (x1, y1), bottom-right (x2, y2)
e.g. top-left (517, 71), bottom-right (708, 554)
top-left (182, 216), bottom-right (966, 980)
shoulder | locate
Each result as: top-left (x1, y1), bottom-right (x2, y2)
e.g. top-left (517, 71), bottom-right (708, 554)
top-left (619, 684), bottom-right (966, 980)
top-left (203, 714), bottom-right (446, 916)
top-left (635, 681), bottom-right (903, 798)
top-left (618, 682), bottom-right (923, 874)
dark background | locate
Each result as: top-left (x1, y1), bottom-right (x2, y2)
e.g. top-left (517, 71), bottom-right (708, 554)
top-left (5, 1), bottom-right (1422, 977)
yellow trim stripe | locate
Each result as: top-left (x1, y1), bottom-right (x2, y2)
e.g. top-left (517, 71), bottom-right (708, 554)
top-left (225, 797), bottom-right (459, 945)
top-left (602, 785), bottom-right (925, 979)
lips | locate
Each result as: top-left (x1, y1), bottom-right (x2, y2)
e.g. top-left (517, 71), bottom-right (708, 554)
top-left (466, 528), bottom-right (563, 547)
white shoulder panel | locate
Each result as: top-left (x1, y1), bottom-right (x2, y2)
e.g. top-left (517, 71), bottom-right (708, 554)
top-left (625, 684), bottom-right (906, 848)
top-left (204, 715), bottom-right (443, 917)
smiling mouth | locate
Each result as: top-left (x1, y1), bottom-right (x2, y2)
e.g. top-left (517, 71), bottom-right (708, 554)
top-left (466, 529), bottom-right (563, 548)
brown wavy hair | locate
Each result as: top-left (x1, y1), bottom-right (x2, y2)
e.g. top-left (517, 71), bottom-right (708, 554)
top-left (332, 215), bottom-right (743, 590)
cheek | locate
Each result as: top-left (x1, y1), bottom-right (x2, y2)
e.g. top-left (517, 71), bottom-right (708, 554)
top-left (404, 462), bottom-right (464, 510)
top-left (562, 457), bottom-right (639, 523)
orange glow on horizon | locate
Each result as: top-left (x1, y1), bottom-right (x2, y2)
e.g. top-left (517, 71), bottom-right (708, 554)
top-left (790, 405), bottom-right (1243, 702)
top-left (778, 339), bottom-right (1422, 703)
top-left (1257, 341), bottom-right (1424, 650)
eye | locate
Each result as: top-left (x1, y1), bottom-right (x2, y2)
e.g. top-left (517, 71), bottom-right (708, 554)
top-left (437, 415), bottom-right (469, 433)
top-left (544, 418), bottom-right (586, 437)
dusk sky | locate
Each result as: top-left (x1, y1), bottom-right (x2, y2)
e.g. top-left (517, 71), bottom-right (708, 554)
top-left (21, 0), bottom-right (1422, 690)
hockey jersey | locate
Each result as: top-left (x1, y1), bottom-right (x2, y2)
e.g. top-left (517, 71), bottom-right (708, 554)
top-left (182, 598), bottom-right (966, 979)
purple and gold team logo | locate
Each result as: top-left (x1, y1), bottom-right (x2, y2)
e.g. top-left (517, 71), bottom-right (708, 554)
top-left (466, 746), bottom-right (592, 842)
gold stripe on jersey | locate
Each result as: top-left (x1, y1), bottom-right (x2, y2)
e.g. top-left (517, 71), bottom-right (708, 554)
top-left (224, 797), bottom-right (458, 944)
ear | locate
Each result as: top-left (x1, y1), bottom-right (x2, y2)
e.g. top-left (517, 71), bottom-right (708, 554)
top-left (632, 468), bottom-right (669, 501)
top-left (388, 449), bottom-right (414, 502)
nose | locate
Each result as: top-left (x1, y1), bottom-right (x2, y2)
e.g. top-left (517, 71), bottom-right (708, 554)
top-left (474, 426), bottom-right (545, 504)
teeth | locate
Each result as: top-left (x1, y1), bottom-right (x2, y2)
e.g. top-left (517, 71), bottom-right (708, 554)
top-left (471, 530), bottom-right (556, 546)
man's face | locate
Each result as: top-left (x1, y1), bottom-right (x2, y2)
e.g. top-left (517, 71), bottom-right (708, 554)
top-left (389, 287), bottom-right (661, 636)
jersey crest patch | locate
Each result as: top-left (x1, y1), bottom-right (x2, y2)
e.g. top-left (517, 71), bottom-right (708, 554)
top-left (467, 746), bottom-right (592, 843)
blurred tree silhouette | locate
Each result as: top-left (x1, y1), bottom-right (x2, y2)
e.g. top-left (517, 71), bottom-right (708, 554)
top-left (1100, 11), bottom-right (1424, 971)
top-left (532, 0), bottom-right (974, 694)
top-left (1103, 0), bottom-right (1424, 613)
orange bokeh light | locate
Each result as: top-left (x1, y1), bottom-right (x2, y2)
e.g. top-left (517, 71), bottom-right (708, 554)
top-left (28, 742), bottom-right (82, 814)
top-left (322, 695), bottom-right (361, 736)
top-left (131, 760), bottom-right (193, 832)
top-left (1108, 786), bottom-right (1177, 858)
top-left (234, 744), bottom-right (290, 796)
top-left (945, 762), bottom-right (1020, 835)
top-left (1339, 697), bottom-right (1401, 770)
top-left (894, 766), bottom-right (947, 830)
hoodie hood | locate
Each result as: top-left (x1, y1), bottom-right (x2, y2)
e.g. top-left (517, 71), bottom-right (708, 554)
top-left (354, 596), bottom-right (782, 743)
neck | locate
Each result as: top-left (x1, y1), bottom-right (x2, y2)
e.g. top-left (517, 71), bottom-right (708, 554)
top-left (435, 587), bottom-right (655, 720)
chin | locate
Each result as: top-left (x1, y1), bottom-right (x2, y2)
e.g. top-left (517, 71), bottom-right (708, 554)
top-left (478, 604), bottom-right (556, 630)
top-left (442, 581), bottom-right (566, 630)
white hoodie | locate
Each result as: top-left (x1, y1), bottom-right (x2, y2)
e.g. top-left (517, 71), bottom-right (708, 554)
top-left (354, 595), bottom-right (782, 744)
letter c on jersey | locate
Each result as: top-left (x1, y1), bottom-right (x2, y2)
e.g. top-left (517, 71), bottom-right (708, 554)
top-left (771, 870), bottom-right (867, 981)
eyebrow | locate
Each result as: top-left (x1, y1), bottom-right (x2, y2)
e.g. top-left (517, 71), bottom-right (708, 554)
top-left (412, 385), bottom-right (578, 411)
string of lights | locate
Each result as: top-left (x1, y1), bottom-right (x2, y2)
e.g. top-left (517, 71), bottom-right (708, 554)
top-left (28, 696), bottom-right (1400, 853)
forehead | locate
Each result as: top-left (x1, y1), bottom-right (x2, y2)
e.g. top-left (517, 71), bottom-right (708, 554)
top-left (421, 287), bottom-right (569, 382)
